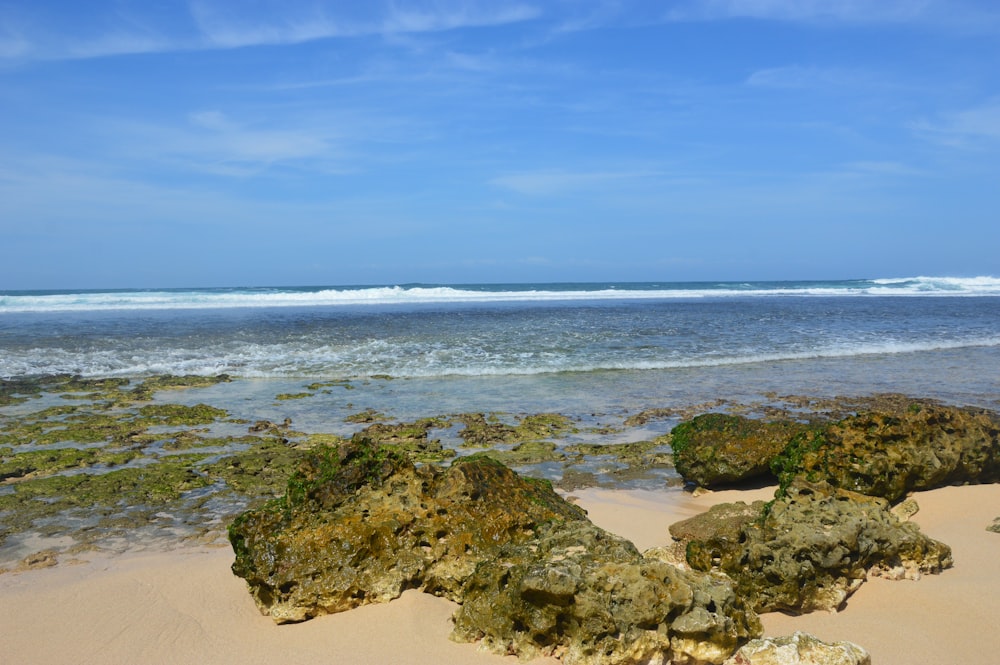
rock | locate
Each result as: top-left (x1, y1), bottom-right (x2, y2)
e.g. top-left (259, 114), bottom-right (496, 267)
top-left (229, 439), bottom-right (764, 664)
top-left (771, 404), bottom-right (1000, 501)
top-left (356, 419), bottom-right (456, 463)
top-left (228, 442), bottom-right (587, 623)
top-left (453, 519), bottom-right (761, 665)
top-left (673, 479), bottom-right (952, 614)
top-left (670, 414), bottom-right (807, 488)
top-left (723, 632), bottom-right (870, 665)
top-left (16, 549), bottom-right (59, 571)
top-left (890, 497), bottom-right (920, 521)
top-left (668, 500), bottom-right (767, 545)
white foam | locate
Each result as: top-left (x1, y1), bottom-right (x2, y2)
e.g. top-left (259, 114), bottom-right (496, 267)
top-left (2, 276), bottom-right (999, 314)
top-left (4, 335), bottom-right (998, 380)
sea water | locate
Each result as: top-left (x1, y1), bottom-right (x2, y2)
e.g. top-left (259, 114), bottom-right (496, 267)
top-left (2, 277), bottom-right (999, 423)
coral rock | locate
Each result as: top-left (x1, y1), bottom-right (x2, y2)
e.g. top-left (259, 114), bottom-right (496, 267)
top-left (228, 443), bottom-right (586, 623)
top-left (671, 414), bottom-right (806, 488)
top-left (723, 632), bottom-right (870, 665)
top-left (454, 519), bottom-right (761, 665)
top-left (673, 480), bottom-right (952, 613)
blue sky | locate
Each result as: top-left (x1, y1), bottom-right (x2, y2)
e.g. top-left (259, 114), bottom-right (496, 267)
top-left (1, 0), bottom-right (999, 289)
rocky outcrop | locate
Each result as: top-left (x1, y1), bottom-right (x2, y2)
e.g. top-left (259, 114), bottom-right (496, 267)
top-left (670, 403), bottom-right (1000, 499)
top-left (723, 632), bottom-right (870, 665)
top-left (228, 442), bottom-right (586, 623)
top-left (670, 414), bottom-right (806, 488)
top-left (229, 439), bottom-right (764, 663)
top-left (670, 479), bottom-right (952, 614)
top-left (454, 519), bottom-right (761, 665)
top-left (771, 404), bottom-right (1000, 501)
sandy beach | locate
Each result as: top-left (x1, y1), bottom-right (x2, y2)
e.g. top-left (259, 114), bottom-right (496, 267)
top-left (2, 483), bottom-right (998, 665)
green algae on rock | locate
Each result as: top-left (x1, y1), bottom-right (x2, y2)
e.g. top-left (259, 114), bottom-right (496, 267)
top-left (228, 439), bottom-right (589, 622)
top-left (771, 403), bottom-right (1000, 500)
top-left (0, 376), bottom-right (313, 560)
top-left (124, 374), bottom-right (232, 402)
top-left (0, 454), bottom-right (215, 540)
top-left (457, 412), bottom-right (577, 447)
top-left (136, 403), bottom-right (230, 426)
top-left (355, 417), bottom-right (456, 463)
top-left (454, 518), bottom-right (760, 665)
top-left (671, 413), bottom-right (808, 488)
top-left (228, 439), bottom-right (763, 663)
top-left (479, 439), bottom-right (565, 465)
top-left (670, 479), bottom-right (953, 614)
top-left (275, 392), bottom-right (312, 401)
top-left (344, 408), bottom-right (386, 423)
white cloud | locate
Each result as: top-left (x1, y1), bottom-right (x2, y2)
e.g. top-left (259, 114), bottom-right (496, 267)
top-left (0, 1), bottom-right (542, 62)
top-left (189, 1), bottom-right (353, 49)
top-left (178, 112), bottom-right (336, 171)
top-left (0, 33), bottom-right (30, 58)
top-left (190, 1), bottom-right (541, 50)
top-left (666, 0), bottom-right (934, 24)
top-left (489, 169), bottom-right (659, 196)
top-left (843, 161), bottom-right (924, 177)
top-left (381, 3), bottom-right (540, 34)
top-left (913, 98), bottom-right (1000, 146)
top-left (745, 65), bottom-right (875, 90)
top-left (80, 111), bottom-right (346, 178)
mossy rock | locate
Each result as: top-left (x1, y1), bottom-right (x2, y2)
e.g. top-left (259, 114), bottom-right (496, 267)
top-left (479, 440), bottom-right (565, 465)
top-left (228, 440), bottom-right (588, 623)
top-left (136, 403), bottom-right (229, 426)
top-left (454, 519), bottom-right (761, 665)
top-left (671, 413), bottom-right (807, 488)
top-left (674, 479), bottom-right (953, 614)
top-left (771, 404), bottom-right (1000, 500)
top-left (0, 456), bottom-right (214, 538)
top-left (0, 446), bottom-right (142, 481)
top-left (354, 418), bottom-right (455, 463)
top-left (457, 412), bottom-right (576, 448)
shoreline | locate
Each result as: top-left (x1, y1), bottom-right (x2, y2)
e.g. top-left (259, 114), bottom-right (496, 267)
top-left (3, 483), bottom-right (998, 664)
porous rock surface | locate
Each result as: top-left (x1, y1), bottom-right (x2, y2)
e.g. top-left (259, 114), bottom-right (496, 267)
top-left (670, 404), bottom-right (1000, 501)
top-left (723, 632), bottom-right (870, 665)
top-left (454, 519), bottom-right (760, 665)
top-left (670, 479), bottom-right (953, 614)
top-left (228, 441), bottom-right (586, 623)
top-left (771, 403), bottom-right (1000, 501)
top-left (229, 439), bottom-right (762, 664)
top-left (670, 414), bottom-right (807, 488)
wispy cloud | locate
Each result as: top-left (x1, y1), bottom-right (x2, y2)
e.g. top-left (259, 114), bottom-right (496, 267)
top-left (913, 98), bottom-right (1000, 146)
top-left (90, 110), bottom-right (346, 178)
top-left (489, 169), bottom-right (661, 196)
top-left (381, 3), bottom-right (540, 33)
top-left (842, 161), bottom-right (925, 177)
top-left (745, 65), bottom-right (881, 90)
top-left (666, 0), bottom-right (946, 25)
top-left (190, 0), bottom-right (541, 49)
top-left (1, 1), bottom-right (542, 62)
top-left (0, 28), bottom-right (30, 59)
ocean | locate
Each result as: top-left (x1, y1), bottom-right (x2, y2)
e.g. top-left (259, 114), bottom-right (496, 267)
top-left (1, 275), bottom-right (998, 437)
top-left (2, 277), bottom-right (1000, 418)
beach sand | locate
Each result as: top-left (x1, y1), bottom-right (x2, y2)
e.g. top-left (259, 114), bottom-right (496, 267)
top-left (1, 483), bottom-right (998, 665)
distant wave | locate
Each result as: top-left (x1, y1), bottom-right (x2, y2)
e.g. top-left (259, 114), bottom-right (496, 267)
top-left (1, 276), bottom-right (998, 313)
